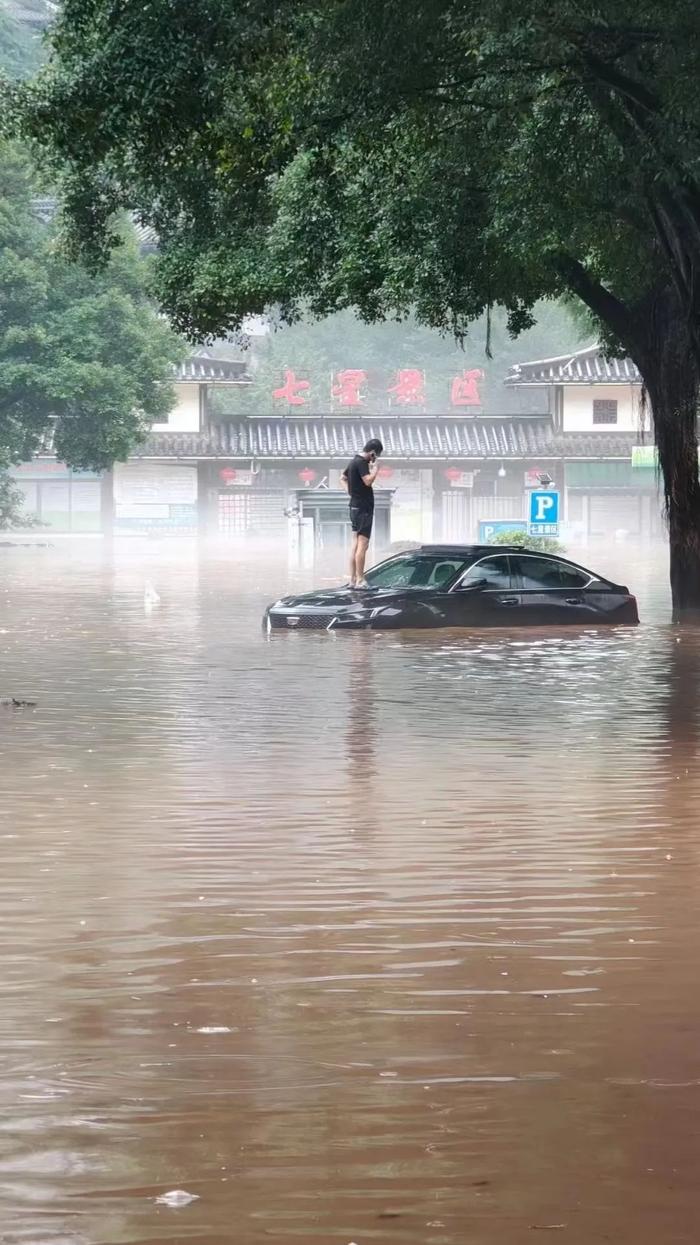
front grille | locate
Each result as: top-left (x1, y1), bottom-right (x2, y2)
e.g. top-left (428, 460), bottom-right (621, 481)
top-left (269, 612), bottom-right (334, 631)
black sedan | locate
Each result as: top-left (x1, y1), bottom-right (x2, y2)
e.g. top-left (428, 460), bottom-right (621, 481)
top-left (263, 545), bottom-right (639, 631)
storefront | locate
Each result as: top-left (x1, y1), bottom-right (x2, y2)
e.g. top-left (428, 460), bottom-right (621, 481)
top-left (565, 460), bottom-right (663, 542)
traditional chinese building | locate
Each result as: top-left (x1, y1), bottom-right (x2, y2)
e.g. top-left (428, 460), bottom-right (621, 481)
top-left (110, 352), bottom-right (250, 534)
top-left (12, 343), bottom-right (661, 545)
top-left (504, 345), bottom-right (660, 541)
top-left (122, 344), bottom-right (656, 544)
top-left (136, 352), bottom-right (542, 543)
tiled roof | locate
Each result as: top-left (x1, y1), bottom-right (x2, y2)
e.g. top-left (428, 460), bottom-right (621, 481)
top-left (31, 196), bottom-right (56, 225)
top-left (140, 418), bottom-right (551, 459)
top-left (549, 431), bottom-right (639, 458)
top-left (175, 352), bottom-right (250, 384)
top-left (243, 418), bottom-right (553, 458)
top-left (507, 344), bottom-right (642, 386)
top-left (138, 420), bottom-right (642, 463)
top-left (133, 220), bottom-right (158, 250)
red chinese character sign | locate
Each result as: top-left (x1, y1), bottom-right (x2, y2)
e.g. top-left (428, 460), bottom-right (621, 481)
top-left (331, 369), bottom-right (367, 408)
top-left (269, 364), bottom-right (486, 412)
top-left (388, 369), bottom-right (425, 406)
top-left (273, 368), bottom-right (310, 406)
top-left (450, 369), bottom-right (484, 408)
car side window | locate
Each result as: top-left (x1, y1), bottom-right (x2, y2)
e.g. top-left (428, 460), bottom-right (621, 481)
top-left (427, 560), bottom-right (465, 587)
top-left (514, 556), bottom-right (590, 590)
top-left (558, 565), bottom-right (591, 589)
top-left (459, 555), bottom-right (512, 589)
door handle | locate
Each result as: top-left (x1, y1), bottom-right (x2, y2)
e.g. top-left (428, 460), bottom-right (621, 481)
top-left (498, 597), bottom-right (519, 607)
top-left (565, 596), bottom-right (584, 605)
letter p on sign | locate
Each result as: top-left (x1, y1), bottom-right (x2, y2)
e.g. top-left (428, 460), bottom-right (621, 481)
top-left (535, 494), bottom-right (554, 521)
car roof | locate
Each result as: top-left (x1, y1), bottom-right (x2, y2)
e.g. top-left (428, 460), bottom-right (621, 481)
top-left (417, 544), bottom-right (522, 555)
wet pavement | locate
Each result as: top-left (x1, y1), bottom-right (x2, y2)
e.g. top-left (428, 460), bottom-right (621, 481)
top-left (1, 540), bottom-right (699, 1244)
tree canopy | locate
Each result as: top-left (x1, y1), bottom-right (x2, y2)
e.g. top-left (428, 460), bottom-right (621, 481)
top-left (0, 142), bottom-right (183, 470)
top-left (19, 1), bottom-right (700, 349)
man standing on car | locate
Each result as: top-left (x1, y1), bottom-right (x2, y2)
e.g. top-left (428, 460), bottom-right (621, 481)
top-left (340, 438), bottom-right (384, 587)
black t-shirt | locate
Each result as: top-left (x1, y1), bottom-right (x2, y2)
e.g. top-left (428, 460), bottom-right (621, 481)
top-left (346, 453), bottom-right (374, 509)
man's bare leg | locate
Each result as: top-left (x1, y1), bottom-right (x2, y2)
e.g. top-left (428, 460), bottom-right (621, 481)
top-left (348, 533), bottom-right (359, 584)
top-left (355, 534), bottom-right (370, 584)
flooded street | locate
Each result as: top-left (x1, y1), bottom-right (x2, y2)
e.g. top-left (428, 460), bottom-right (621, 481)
top-left (2, 541), bottom-right (700, 1244)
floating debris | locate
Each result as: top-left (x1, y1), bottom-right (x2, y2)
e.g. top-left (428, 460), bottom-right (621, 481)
top-left (0, 540), bottom-right (52, 548)
top-left (0, 698), bottom-right (36, 709)
top-left (155, 1189), bottom-right (200, 1208)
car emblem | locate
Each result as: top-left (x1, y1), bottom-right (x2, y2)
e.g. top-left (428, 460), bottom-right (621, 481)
top-left (286, 617), bottom-right (300, 627)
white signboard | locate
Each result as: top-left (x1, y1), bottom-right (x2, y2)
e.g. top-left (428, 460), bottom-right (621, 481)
top-left (114, 464), bottom-right (197, 505)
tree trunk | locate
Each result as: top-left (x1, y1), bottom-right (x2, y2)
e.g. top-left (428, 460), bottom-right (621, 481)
top-left (558, 263), bottom-right (700, 617)
top-left (637, 301), bottom-right (700, 619)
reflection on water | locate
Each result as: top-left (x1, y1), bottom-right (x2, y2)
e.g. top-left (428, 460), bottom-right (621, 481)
top-left (1, 541), bottom-right (700, 1243)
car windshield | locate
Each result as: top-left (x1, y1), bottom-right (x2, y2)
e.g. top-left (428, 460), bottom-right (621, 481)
top-left (364, 554), bottom-right (468, 589)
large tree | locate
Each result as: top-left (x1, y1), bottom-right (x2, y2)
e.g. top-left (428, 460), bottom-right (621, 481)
top-left (0, 141), bottom-right (182, 470)
top-left (18, 0), bottom-right (700, 611)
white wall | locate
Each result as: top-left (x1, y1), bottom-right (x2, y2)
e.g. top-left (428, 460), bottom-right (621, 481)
top-left (389, 468), bottom-right (434, 543)
top-left (562, 384), bottom-right (644, 432)
top-left (152, 382), bottom-right (201, 432)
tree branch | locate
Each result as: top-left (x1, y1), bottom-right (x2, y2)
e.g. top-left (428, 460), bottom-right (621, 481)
top-left (579, 50), bottom-right (662, 117)
top-left (552, 253), bottom-right (638, 350)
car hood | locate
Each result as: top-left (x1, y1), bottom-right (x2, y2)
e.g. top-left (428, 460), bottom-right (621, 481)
top-left (269, 586), bottom-right (411, 610)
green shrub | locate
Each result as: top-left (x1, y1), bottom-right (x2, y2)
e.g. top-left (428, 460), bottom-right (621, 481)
top-left (490, 528), bottom-right (564, 554)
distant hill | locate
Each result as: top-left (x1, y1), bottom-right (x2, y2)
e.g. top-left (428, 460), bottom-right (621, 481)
top-left (0, 0), bottom-right (53, 76)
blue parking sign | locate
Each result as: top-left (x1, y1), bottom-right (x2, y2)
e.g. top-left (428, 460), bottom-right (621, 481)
top-left (529, 490), bottom-right (560, 536)
top-left (478, 520), bottom-right (527, 543)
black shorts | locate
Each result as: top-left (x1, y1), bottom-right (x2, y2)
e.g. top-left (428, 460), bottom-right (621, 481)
top-left (349, 505), bottom-right (374, 538)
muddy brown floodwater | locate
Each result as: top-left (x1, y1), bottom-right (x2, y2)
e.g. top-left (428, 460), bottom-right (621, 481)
top-left (1, 541), bottom-right (700, 1245)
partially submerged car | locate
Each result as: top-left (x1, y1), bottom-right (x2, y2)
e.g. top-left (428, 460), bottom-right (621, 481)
top-left (264, 545), bottom-right (639, 631)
